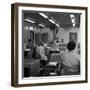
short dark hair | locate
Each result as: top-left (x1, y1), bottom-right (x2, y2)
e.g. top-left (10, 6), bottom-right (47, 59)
top-left (28, 39), bottom-right (31, 42)
top-left (67, 41), bottom-right (76, 51)
top-left (38, 41), bottom-right (43, 46)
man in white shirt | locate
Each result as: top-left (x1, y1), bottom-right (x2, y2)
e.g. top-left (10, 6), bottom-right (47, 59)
top-left (60, 41), bottom-right (80, 75)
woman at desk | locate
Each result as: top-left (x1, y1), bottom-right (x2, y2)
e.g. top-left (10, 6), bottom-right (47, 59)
top-left (36, 41), bottom-right (47, 67)
top-left (60, 41), bottom-right (80, 75)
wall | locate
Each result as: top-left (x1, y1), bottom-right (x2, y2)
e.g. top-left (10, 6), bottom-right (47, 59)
top-left (24, 22), bottom-right (30, 43)
top-left (0, 0), bottom-right (89, 90)
top-left (41, 27), bottom-right (54, 43)
top-left (24, 27), bottom-right (54, 44)
top-left (57, 27), bottom-right (80, 44)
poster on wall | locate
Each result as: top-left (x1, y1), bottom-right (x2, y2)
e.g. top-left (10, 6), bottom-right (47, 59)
top-left (11, 3), bottom-right (88, 87)
top-left (69, 32), bottom-right (77, 42)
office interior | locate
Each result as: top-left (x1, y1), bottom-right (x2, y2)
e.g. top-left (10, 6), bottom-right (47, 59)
top-left (23, 11), bottom-right (81, 77)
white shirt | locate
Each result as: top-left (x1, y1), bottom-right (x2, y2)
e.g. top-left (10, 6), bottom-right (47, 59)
top-left (36, 46), bottom-right (47, 61)
top-left (61, 50), bottom-right (80, 69)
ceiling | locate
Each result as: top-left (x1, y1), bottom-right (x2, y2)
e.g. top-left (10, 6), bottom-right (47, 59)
top-left (24, 11), bottom-right (80, 28)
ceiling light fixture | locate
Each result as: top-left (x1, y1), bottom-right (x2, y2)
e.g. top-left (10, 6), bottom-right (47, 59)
top-left (24, 19), bottom-right (35, 23)
top-left (73, 23), bottom-right (75, 27)
top-left (49, 19), bottom-right (55, 24)
top-left (71, 19), bottom-right (75, 23)
top-left (56, 24), bottom-right (60, 27)
top-left (39, 13), bottom-right (48, 19)
top-left (70, 14), bottom-right (76, 27)
top-left (39, 23), bottom-right (45, 27)
top-left (70, 14), bottom-right (75, 18)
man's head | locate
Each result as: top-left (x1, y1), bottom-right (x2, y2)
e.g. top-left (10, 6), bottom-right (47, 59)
top-left (28, 39), bottom-right (31, 43)
top-left (38, 41), bottom-right (43, 46)
top-left (67, 41), bottom-right (76, 51)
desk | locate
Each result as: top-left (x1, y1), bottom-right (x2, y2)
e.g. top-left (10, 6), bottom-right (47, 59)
top-left (24, 59), bottom-right (40, 77)
top-left (47, 48), bottom-right (60, 60)
top-left (44, 53), bottom-right (62, 76)
top-left (50, 53), bottom-right (61, 62)
top-left (42, 62), bottom-right (58, 76)
top-left (59, 44), bottom-right (66, 51)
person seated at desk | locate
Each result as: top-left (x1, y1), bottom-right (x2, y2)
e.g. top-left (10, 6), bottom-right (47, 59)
top-left (26, 39), bottom-right (34, 49)
top-left (25, 39), bottom-right (34, 58)
top-left (36, 41), bottom-right (48, 67)
top-left (60, 41), bottom-right (80, 75)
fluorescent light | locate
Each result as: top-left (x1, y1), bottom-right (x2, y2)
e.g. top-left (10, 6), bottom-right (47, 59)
top-left (39, 23), bottom-right (45, 27)
top-left (70, 14), bottom-right (76, 27)
top-left (73, 23), bottom-right (75, 27)
top-left (49, 19), bottom-right (55, 24)
top-left (39, 13), bottom-right (48, 18)
top-left (70, 14), bottom-right (74, 18)
top-left (56, 24), bottom-right (60, 27)
top-left (71, 19), bottom-right (75, 23)
top-left (24, 19), bottom-right (35, 23)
